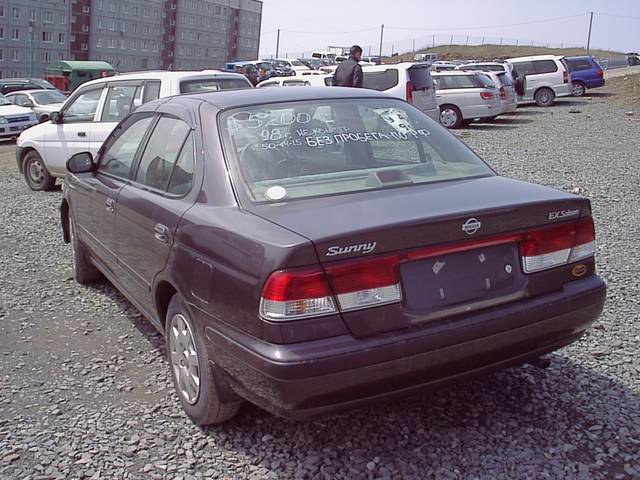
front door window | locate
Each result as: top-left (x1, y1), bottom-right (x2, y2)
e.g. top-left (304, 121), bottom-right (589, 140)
top-left (62, 88), bottom-right (103, 123)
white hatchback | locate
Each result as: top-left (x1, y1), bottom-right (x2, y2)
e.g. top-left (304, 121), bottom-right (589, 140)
top-left (361, 63), bottom-right (439, 122)
top-left (506, 55), bottom-right (572, 107)
top-left (17, 71), bottom-right (252, 191)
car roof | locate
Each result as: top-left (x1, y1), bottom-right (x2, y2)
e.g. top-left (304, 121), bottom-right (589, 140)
top-left (141, 86), bottom-right (390, 112)
top-left (431, 70), bottom-right (487, 76)
top-left (507, 55), bottom-right (561, 62)
top-left (74, 70), bottom-right (247, 89)
top-left (5, 89), bottom-right (54, 95)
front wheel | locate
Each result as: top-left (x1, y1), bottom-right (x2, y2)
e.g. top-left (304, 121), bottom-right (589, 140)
top-left (534, 88), bottom-right (555, 107)
top-left (571, 81), bottom-right (586, 97)
top-left (23, 150), bottom-right (55, 191)
top-left (439, 105), bottom-right (463, 129)
top-left (166, 294), bottom-right (242, 425)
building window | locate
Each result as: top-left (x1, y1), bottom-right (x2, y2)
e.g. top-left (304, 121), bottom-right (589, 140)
top-left (0, 49), bottom-right (3, 61)
top-left (132, 23), bottom-right (138, 33)
top-left (123, 4), bottom-right (128, 13)
top-left (82, 6), bottom-right (90, 14)
top-left (143, 8), bottom-right (150, 17)
top-left (12, 49), bottom-right (19, 61)
top-left (120, 39), bottom-right (126, 49)
top-left (98, 0), bottom-right (104, 10)
top-left (97, 18), bottom-right (103, 29)
top-left (110, 3), bottom-right (117, 13)
top-left (12, 7), bottom-right (20, 19)
top-left (97, 37), bottom-right (103, 47)
top-left (0, 6), bottom-right (4, 17)
top-left (12, 29), bottom-right (20, 41)
top-left (133, 6), bottom-right (138, 16)
top-left (42, 31), bottom-right (53, 43)
top-left (81, 43), bottom-right (88, 51)
top-left (29, 9), bottom-right (36, 21)
top-left (44, 11), bottom-right (54, 22)
top-left (143, 24), bottom-right (150, 34)
top-left (42, 51), bottom-right (52, 62)
top-left (0, 28), bottom-right (3, 40)
top-left (60, 14), bottom-right (67, 24)
top-left (109, 20), bottom-right (116, 31)
top-left (108, 38), bottom-right (115, 48)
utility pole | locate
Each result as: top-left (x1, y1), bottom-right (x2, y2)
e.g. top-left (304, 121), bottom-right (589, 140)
top-left (465, 35), bottom-right (469, 46)
top-left (481, 36), bottom-right (484, 45)
top-left (449, 34), bottom-right (453, 45)
top-left (586, 11), bottom-right (594, 54)
top-left (412, 38), bottom-right (415, 52)
top-left (515, 39), bottom-right (519, 47)
top-left (378, 24), bottom-right (384, 60)
top-left (499, 37), bottom-right (503, 46)
top-left (28, 21), bottom-right (35, 77)
top-left (275, 29), bottom-right (280, 58)
top-left (391, 43), bottom-right (394, 56)
top-left (432, 34), bottom-right (435, 48)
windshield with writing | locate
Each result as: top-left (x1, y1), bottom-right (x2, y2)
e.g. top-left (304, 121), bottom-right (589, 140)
top-left (220, 99), bottom-right (493, 203)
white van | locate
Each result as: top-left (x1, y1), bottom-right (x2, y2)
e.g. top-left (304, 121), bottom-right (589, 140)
top-left (506, 55), bottom-right (572, 106)
top-left (16, 71), bottom-right (252, 191)
top-left (361, 63), bottom-right (439, 122)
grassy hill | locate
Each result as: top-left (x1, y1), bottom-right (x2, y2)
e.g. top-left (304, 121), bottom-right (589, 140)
top-left (390, 44), bottom-right (623, 62)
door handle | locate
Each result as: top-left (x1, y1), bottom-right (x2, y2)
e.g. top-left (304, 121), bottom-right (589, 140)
top-left (77, 131), bottom-right (87, 137)
top-left (154, 223), bottom-right (169, 243)
top-left (105, 197), bottom-right (115, 214)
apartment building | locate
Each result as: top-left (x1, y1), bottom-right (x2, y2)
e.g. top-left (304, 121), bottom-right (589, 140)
top-left (0, 0), bottom-right (262, 78)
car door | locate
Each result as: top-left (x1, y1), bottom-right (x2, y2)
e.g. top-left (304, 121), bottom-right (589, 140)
top-left (45, 86), bottom-right (105, 176)
top-left (510, 61), bottom-right (535, 101)
top-left (114, 115), bottom-right (196, 304)
top-left (69, 113), bottom-right (156, 274)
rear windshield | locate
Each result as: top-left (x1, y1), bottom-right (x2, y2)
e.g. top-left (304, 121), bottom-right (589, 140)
top-left (219, 99), bottom-right (493, 203)
top-left (32, 90), bottom-right (67, 104)
top-left (180, 78), bottom-right (251, 93)
top-left (497, 72), bottom-right (513, 86)
top-left (363, 70), bottom-right (399, 91)
top-left (435, 74), bottom-right (494, 89)
top-left (408, 67), bottom-right (432, 90)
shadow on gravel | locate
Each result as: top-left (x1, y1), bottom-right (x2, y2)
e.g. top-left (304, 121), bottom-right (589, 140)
top-left (586, 92), bottom-right (616, 98)
top-left (552, 99), bottom-right (590, 108)
top-left (204, 355), bottom-right (640, 478)
top-left (508, 109), bottom-right (546, 116)
top-left (464, 123), bottom-right (520, 130)
top-left (482, 117), bottom-right (535, 125)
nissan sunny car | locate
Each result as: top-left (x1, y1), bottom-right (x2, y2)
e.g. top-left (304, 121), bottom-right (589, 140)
top-left (61, 87), bottom-right (606, 424)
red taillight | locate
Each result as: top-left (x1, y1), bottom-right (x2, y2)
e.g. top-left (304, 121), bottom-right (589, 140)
top-left (324, 254), bottom-right (401, 294)
top-left (480, 91), bottom-right (494, 100)
top-left (261, 267), bottom-right (332, 301)
top-left (597, 69), bottom-right (604, 78)
top-left (520, 217), bottom-right (595, 273)
top-left (563, 70), bottom-right (569, 83)
top-left (406, 81), bottom-right (413, 103)
top-left (499, 86), bottom-right (506, 100)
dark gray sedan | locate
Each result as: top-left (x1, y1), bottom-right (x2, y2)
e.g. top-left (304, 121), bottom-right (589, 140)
top-left (61, 87), bottom-right (605, 424)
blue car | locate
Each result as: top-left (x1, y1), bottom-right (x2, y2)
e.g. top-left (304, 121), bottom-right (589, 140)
top-left (563, 56), bottom-right (605, 97)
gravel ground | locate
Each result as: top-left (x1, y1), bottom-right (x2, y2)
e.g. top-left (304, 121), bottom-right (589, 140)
top-left (1, 85), bottom-right (639, 480)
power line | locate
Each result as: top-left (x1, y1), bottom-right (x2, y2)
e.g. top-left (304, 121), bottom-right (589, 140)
top-left (386, 13), bottom-right (586, 32)
top-left (594, 12), bottom-right (640, 21)
top-left (276, 27), bottom-right (380, 35)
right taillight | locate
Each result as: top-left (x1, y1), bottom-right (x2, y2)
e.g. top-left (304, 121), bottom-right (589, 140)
top-left (499, 86), bottom-right (506, 100)
top-left (480, 91), bottom-right (495, 100)
top-left (520, 217), bottom-right (596, 273)
top-left (406, 81), bottom-right (414, 103)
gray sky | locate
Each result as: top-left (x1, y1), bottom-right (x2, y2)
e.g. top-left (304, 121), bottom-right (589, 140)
top-left (258, 0), bottom-right (639, 58)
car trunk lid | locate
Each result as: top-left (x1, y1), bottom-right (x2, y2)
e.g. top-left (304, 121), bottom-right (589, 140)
top-left (249, 176), bottom-right (591, 336)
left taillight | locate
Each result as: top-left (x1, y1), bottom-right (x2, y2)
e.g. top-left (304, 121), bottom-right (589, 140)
top-left (520, 217), bottom-right (596, 273)
top-left (480, 91), bottom-right (495, 100)
top-left (499, 86), bottom-right (506, 100)
top-left (260, 267), bottom-right (337, 321)
top-left (406, 81), bottom-right (414, 104)
top-left (259, 254), bottom-right (403, 321)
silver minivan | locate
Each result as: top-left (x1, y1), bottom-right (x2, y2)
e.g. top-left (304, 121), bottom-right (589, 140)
top-left (361, 63), bottom-right (439, 121)
top-left (506, 55), bottom-right (572, 107)
top-left (431, 71), bottom-right (501, 128)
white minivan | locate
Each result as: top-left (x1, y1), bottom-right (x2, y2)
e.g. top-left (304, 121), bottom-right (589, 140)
top-left (16, 71), bottom-right (252, 191)
top-left (506, 55), bottom-right (572, 107)
top-left (361, 63), bottom-right (439, 122)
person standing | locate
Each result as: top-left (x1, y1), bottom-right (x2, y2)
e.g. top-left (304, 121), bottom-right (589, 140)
top-left (333, 45), bottom-right (364, 88)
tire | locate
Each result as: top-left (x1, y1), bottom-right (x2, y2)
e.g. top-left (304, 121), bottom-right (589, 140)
top-left (534, 88), bottom-right (555, 107)
top-left (23, 150), bottom-right (55, 191)
top-left (571, 81), bottom-right (586, 97)
top-left (166, 294), bottom-right (242, 425)
top-left (69, 216), bottom-right (102, 284)
top-left (439, 105), bottom-right (463, 129)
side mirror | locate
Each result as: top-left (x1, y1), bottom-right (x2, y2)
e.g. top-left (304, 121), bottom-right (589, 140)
top-left (23, 100), bottom-right (34, 107)
top-left (50, 111), bottom-right (62, 124)
top-left (66, 152), bottom-right (94, 174)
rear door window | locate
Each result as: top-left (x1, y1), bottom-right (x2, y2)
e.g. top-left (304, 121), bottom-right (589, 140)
top-left (362, 70), bottom-right (399, 91)
top-left (533, 60), bottom-right (558, 74)
top-left (566, 59), bottom-right (593, 71)
top-left (180, 77), bottom-right (252, 93)
top-left (101, 84), bottom-right (140, 122)
top-left (135, 117), bottom-right (191, 191)
top-left (437, 75), bottom-right (484, 89)
top-left (511, 61), bottom-right (534, 76)
top-left (143, 81), bottom-right (161, 103)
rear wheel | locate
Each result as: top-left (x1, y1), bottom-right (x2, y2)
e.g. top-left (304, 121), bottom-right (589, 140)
top-left (23, 150), bottom-right (55, 191)
top-left (439, 105), bottom-right (463, 129)
top-left (166, 294), bottom-right (242, 425)
top-left (571, 81), bottom-right (586, 97)
top-left (534, 88), bottom-right (555, 107)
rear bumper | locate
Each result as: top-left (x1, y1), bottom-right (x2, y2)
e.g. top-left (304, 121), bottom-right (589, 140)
top-left (422, 107), bottom-right (440, 122)
top-left (203, 275), bottom-right (606, 419)
top-left (555, 84), bottom-right (573, 98)
top-left (586, 78), bottom-right (605, 88)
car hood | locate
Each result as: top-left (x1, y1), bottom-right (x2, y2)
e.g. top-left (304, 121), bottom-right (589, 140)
top-left (246, 176), bottom-right (589, 263)
top-left (17, 120), bottom-right (50, 145)
top-left (0, 104), bottom-right (34, 116)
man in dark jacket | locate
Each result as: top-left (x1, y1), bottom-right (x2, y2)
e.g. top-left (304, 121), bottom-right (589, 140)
top-left (333, 45), bottom-right (363, 88)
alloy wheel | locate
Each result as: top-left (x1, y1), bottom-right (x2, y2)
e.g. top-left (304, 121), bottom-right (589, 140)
top-left (440, 108), bottom-right (459, 128)
top-left (169, 313), bottom-right (201, 405)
